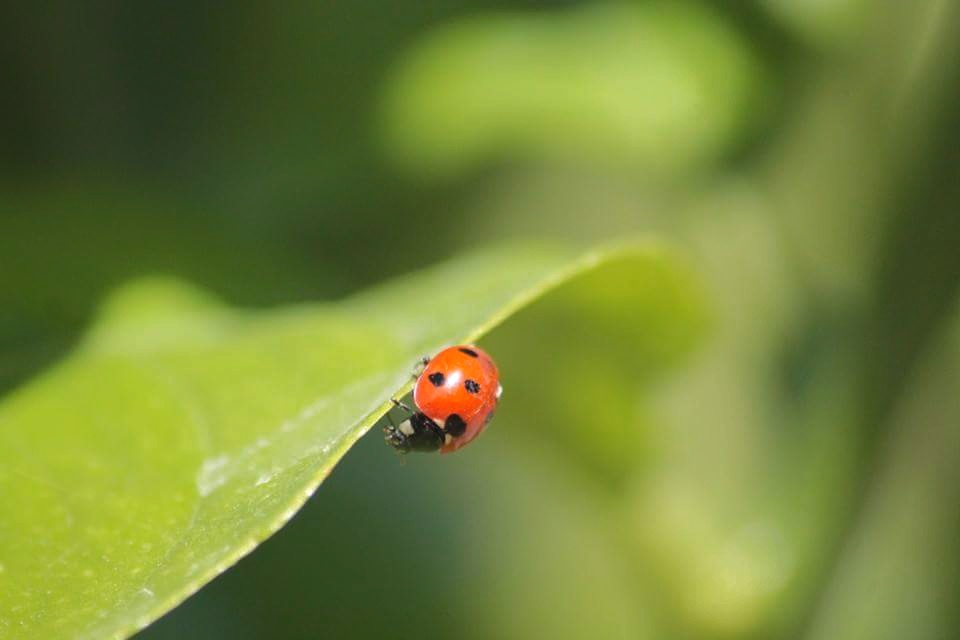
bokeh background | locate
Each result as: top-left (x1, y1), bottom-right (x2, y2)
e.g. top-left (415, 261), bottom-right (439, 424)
top-left (3, 1), bottom-right (960, 638)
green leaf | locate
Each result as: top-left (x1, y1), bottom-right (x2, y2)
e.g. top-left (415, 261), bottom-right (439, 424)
top-left (0, 240), bottom-right (704, 639)
top-left (381, 3), bottom-right (763, 179)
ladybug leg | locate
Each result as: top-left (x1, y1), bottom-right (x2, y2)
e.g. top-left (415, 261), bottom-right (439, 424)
top-left (383, 412), bottom-right (411, 454)
top-left (390, 397), bottom-right (445, 432)
top-left (391, 397), bottom-right (415, 415)
top-left (391, 397), bottom-right (443, 426)
top-left (410, 355), bottom-right (431, 380)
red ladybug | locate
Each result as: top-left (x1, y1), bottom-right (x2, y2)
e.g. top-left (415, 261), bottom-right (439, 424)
top-left (385, 345), bottom-right (501, 454)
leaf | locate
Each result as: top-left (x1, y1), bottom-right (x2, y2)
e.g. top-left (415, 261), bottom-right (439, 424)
top-left (380, 3), bottom-right (763, 179)
top-left (0, 240), bottom-right (704, 639)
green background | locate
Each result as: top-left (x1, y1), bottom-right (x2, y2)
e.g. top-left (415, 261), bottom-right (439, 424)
top-left (2, 1), bottom-right (959, 638)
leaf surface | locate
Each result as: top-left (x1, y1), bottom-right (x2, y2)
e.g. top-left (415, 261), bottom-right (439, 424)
top-left (0, 241), bottom-right (702, 639)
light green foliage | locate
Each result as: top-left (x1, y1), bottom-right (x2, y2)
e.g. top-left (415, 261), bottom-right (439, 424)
top-left (0, 241), bottom-right (704, 639)
top-left (381, 2), bottom-right (763, 178)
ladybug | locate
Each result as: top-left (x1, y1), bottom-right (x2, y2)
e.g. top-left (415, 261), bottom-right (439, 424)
top-left (384, 345), bottom-right (501, 454)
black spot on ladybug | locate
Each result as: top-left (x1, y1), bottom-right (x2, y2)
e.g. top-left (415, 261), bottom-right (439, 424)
top-left (428, 372), bottom-right (445, 387)
top-left (458, 348), bottom-right (479, 358)
top-left (464, 379), bottom-right (480, 394)
top-left (445, 413), bottom-right (467, 436)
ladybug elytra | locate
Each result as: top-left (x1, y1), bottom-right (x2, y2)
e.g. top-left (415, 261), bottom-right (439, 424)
top-left (384, 345), bottom-right (501, 454)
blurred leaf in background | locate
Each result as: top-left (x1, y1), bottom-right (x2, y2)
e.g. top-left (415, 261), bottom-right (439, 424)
top-left (381, 2), bottom-right (766, 179)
